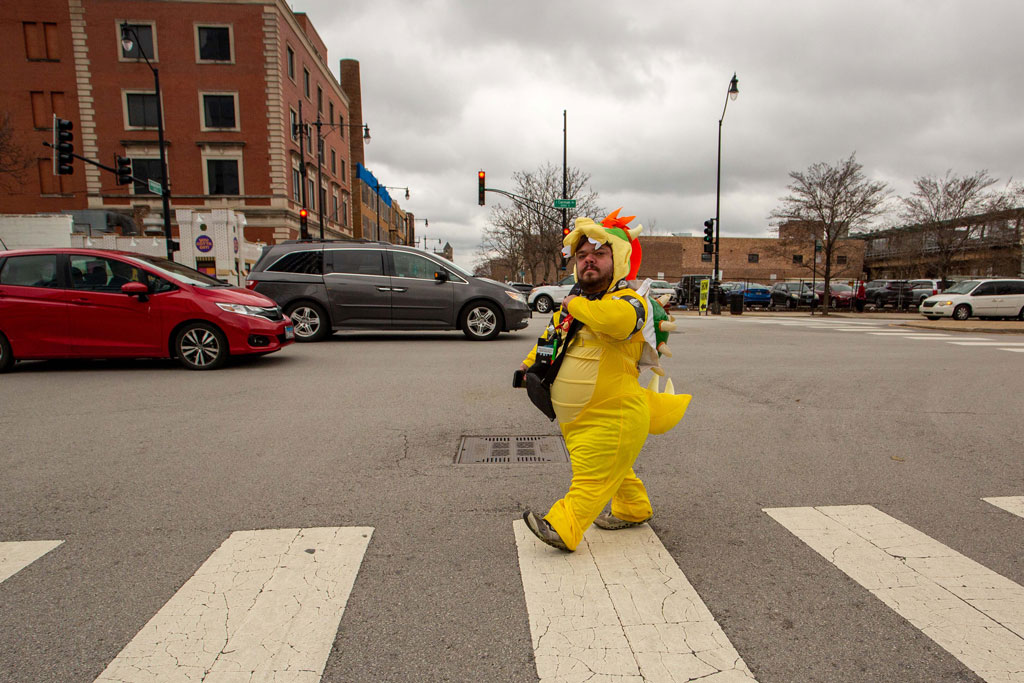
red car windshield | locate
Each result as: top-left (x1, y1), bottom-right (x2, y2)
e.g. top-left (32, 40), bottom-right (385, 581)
top-left (127, 254), bottom-right (229, 288)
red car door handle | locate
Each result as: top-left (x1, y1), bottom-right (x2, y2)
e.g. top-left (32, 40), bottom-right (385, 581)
top-left (71, 297), bottom-right (92, 305)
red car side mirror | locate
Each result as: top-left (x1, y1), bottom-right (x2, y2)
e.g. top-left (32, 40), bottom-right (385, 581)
top-left (121, 281), bottom-right (149, 301)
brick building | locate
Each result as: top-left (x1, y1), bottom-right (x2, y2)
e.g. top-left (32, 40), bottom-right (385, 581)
top-left (1, 0), bottom-right (356, 246)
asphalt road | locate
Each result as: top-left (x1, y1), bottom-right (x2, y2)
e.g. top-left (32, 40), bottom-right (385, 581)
top-left (1, 314), bottom-right (1021, 682)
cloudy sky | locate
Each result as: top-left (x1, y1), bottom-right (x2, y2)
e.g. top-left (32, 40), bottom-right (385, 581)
top-left (294, 0), bottom-right (1023, 269)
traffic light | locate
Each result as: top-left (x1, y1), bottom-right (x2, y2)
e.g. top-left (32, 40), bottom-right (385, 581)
top-left (299, 208), bottom-right (309, 237)
top-left (478, 170), bottom-right (485, 206)
top-left (562, 225), bottom-right (571, 237)
top-left (115, 156), bottom-right (133, 185)
top-left (703, 218), bottom-right (715, 254)
top-left (52, 116), bottom-right (74, 175)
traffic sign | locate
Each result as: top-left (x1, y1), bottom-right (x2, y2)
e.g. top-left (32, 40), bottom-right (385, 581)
top-left (147, 179), bottom-right (164, 196)
top-left (553, 199), bottom-right (576, 209)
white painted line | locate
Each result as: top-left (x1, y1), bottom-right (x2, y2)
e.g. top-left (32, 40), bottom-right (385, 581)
top-left (947, 341), bottom-right (1024, 346)
top-left (984, 497), bottom-right (1024, 519)
top-left (765, 505), bottom-right (1024, 683)
top-left (95, 527), bottom-right (373, 682)
top-left (867, 332), bottom-right (920, 336)
top-left (902, 335), bottom-right (953, 339)
top-left (0, 540), bottom-right (63, 584)
top-left (1000, 348), bottom-right (1024, 353)
top-left (514, 520), bottom-right (755, 682)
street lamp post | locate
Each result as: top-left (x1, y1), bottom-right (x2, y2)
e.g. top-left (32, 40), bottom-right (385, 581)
top-left (713, 72), bottom-right (739, 315)
top-left (120, 23), bottom-right (175, 261)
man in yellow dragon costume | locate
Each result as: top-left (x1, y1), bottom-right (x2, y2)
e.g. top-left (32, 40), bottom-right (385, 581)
top-left (518, 209), bottom-right (691, 552)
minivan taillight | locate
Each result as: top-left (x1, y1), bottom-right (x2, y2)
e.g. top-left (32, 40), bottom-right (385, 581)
top-left (245, 280), bottom-right (258, 290)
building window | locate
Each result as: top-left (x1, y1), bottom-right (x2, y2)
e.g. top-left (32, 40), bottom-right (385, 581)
top-left (338, 115), bottom-right (345, 138)
top-left (793, 254), bottom-right (803, 264)
top-left (701, 252), bottom-right (712, 262)
top-left (342, 198), bottom-right (348, 226)
top-left (201, 93), bottom-right (237, 129)
top-left (836, 254), bottom-right (848, 265)
top-left (130, 158), bottom-right (162, 195)
top-left (317, 86), bottom-right (323, 113)
top-left (292, 167), bottom-right (301, 201)
top-left (340, 159), bottom-right (346, 182)
top-left (303, 68), bottom-right (310, 98)
top-left (330, 149), bottom-right (336, 174)
top-left (23, 22), bottom-right (60, 61)
top-left (196, 25), bottom-right (232, 62)
top-left (289, 109), bottom-right (298, 141)
top-left (30, 91), bottom-right (66, 129)
top-left (747, 253), bottom-right (759, 263)
top-left (332, 189), bottom-right (338, 222)
top-left (125, 92), bottom-right (160, 128)
top-left (207, 159), bottom-right (239, 195)
top-left (119, 22), bottom-right (155, 61)
top-left (329, 102), bottom-right (334, 124)
top-left (308, 178), bottom-right (317, 211)
top-left (286, 45), bottom-right (294, 80)
top-left (306, 132), bottom-right (313, 155)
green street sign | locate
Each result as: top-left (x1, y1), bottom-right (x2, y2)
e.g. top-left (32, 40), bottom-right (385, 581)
top-left (553, 199), bottom-right (576, 209)
top-left (147, 179), bottom-right (164, 196)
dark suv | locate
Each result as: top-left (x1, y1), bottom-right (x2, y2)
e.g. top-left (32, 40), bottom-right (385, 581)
top-left (864, 279), bottom-right (914, 309)
top-left (246, 240), bottom-right (531, 341)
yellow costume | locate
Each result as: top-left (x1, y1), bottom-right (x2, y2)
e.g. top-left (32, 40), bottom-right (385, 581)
top-left (522, 212), bottom-right (691, 551)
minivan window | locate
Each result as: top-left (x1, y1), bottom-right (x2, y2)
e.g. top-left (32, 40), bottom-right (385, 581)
top-left (943, 280), bottom-right (978, 295)
top-left (267, 251), bottom-right (322, 275)
top-left (392, 251), bottom-right (440, 280)
top-left (327, 249), bottom-right (383, 276)
top-left (0, 254), bottom-right (60, 288)
top-left (972, 282), bottom-right (997, 296)
top-left (996, 280), bottom-right (1024, 295)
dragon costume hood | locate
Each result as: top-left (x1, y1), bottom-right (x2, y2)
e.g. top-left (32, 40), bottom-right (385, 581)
top-left (562, 209), bottom-right (643, 293)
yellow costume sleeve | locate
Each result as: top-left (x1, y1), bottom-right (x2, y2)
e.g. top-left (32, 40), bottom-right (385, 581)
top-left (521, 310), bottom-right (562, 367)
top-left (565, 293), bottom-right (647, 340)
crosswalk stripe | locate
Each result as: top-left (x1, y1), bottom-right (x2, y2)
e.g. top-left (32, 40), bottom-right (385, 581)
top-left (867, 332), bottom-right (920, 336)
top-left (983, 496), bottom-right (1024, 519)
top-left (765, 505), bottom-right (1024, 683)
top-left (902, 335), bottom-right (952, 339)
top-left (95, 526), bottom-right (373, 682)
top-left (514, 520), bottom-right (756, 682)
top-left (948, 341), bottom-right (1024, 346)
top-left (1000, 348), bottom-right (1024, 353)
top-left (0, 540), bottom-right (63, 584)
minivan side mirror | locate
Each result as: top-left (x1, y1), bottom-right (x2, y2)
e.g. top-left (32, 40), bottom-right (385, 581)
top-left (434, 270), bottom-right (449, 282)
top-left (122, 281), bottom-right (149, 301)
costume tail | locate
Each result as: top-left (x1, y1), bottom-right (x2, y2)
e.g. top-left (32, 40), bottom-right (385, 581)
top-left (644, 376), bottom-right (692, 435)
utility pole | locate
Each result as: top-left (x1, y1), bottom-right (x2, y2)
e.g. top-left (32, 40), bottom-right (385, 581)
top-left (562, 110), bottom-right (568, 236)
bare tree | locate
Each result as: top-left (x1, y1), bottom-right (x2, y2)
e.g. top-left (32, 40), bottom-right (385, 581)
top-left (769, 153), bottom-right (890, 315)
top-left (476, 163), bottom-right (602, 284)
top-left (898, 170), bottom-right (1013, 282)
top-left (0, 112), bottom-right (33, 193)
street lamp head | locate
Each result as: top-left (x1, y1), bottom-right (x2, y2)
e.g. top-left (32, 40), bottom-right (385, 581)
top-left (120, 23), bottom-right (133, 53)
top-left (404, 188), bottom-right (410, 200)
top-left (362, 124), bottom-right (371, 143)
top-left (728, 73), bottom-right (739, 101)
top-left (424, 219), bottom-right (428, 227)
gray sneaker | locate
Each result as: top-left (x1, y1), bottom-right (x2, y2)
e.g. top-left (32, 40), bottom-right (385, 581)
top-left (593, 512), bottom-right (652, 530)
top-left (523, 511), bottom-right (570, 551)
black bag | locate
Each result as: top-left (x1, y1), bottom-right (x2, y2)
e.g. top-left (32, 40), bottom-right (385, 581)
top-left (524, 318), bottom-right (582, 421)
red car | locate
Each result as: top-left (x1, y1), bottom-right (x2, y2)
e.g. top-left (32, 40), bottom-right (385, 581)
top-left (0, 248), bottom-right (293, 372)
top-left (813, 282), bottom-right (855, 308)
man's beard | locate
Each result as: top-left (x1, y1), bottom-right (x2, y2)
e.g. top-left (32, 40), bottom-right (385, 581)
top-left (579, 267), bottom-right (613, 294)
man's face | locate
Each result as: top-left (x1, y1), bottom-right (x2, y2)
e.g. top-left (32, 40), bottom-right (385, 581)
top-left (574, 239), bottom-right (614, 292)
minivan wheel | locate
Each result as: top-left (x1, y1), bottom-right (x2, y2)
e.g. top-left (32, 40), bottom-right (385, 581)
top-left (461, 302), bottom-right (501, 341)
top-left (175, 322), bottom-right (228, 370)
top-left (1018, 306), bottom-right (1024, 321)
top-left (0, 332), bottom-right (14, 373)
top-left (534, 295), bottom-right (554, 314)
top-left (285, 302), bottom-right (330, 342)
top-left (952, 304), bottom-right (971, 321)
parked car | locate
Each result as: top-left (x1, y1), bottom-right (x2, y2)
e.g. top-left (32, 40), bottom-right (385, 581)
top-left (247, 240), bottom-right (531, 342)
top-left (528, 274), bottom-right (576, 314)
top-left (864, 279), bottom-right (915, 309)
top-left (0, 248), bottom-right (293, 372)
top-left (813, 282), bottom-right (855, 308)
top-left (674, 274), bottom-right (715, 308)
top-left (740, 283), bottom-right (771, 308)
top-left (647, 279), bottom-right (676, 302)
top-left (769, 282), bottom-right (820, 309)
top-left (919, 278), bottom-right (1024, 320)
top-left (908, 279), bottom-right (953, 307)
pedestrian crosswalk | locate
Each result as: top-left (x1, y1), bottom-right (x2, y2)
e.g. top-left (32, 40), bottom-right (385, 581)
top-left (728, 317), bottom-right (1024, 355)
top-left (1, 501), bottom-right (1021, 682)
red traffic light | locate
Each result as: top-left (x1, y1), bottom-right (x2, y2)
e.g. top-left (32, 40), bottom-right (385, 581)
top-left (478, 170), bottom-right (485, 206)
top-left (562, 226), bottom-right (571, 237)
top-left (299, 208), bottom-right (308, 218)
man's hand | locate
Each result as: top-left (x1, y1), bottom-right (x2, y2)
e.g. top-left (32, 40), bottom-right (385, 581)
top-left (561, 294), bottom-right (577, 312)
top-left (518, 363), bottom-right (528, 372)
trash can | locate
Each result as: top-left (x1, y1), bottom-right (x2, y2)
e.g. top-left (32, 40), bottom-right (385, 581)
top-left (729, 292), bottom-right (744, 315)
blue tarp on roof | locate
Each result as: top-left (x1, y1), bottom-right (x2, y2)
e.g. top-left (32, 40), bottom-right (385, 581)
top-left (356, 163), bottom-right (392, 208)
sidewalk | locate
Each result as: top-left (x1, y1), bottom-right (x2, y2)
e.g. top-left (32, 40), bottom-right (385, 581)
top-left (674, 308), bottom-right (1024, 334)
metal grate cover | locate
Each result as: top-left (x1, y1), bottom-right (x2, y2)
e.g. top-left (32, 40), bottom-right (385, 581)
top-left (455, 435), bottom-right (569, 464)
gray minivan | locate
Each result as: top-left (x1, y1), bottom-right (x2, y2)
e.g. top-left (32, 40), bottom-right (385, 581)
top-left (246, 240), bottom-right (531, 341)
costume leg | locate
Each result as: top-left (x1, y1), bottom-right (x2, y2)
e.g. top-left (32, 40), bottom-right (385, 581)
top-left (609, 468), bottom-right (653, 522)
top-left (544, 399), bottom-right (649, 551)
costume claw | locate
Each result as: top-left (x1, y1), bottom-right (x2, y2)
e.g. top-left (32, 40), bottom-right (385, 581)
top-left (669, 314), bottom-right (676, 322)
top-left (653, 367), bottom-right (665, 377)
top-left (664, 378), bottom-right (675, 395)
top-left (657, 342), bottom-right (672, 358)
top-left (657, 294), bottom-right (671, 307)
top-left (647, 375), bottom-right (660, 392)
top-left (658, 321), bottom-right (677, 332)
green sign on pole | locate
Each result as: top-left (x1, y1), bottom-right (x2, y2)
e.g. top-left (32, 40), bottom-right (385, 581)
top-left (147, 179), bottom-right (164, 196)
top-left (553, 199), bottom-right (576, 209)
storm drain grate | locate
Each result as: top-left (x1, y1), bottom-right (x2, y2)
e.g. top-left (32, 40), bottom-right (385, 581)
top-left (455, 435), bottom-right (569, 464)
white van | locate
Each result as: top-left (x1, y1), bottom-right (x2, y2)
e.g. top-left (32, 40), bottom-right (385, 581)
top-left (919, 279), bottom-right (1024, 320)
